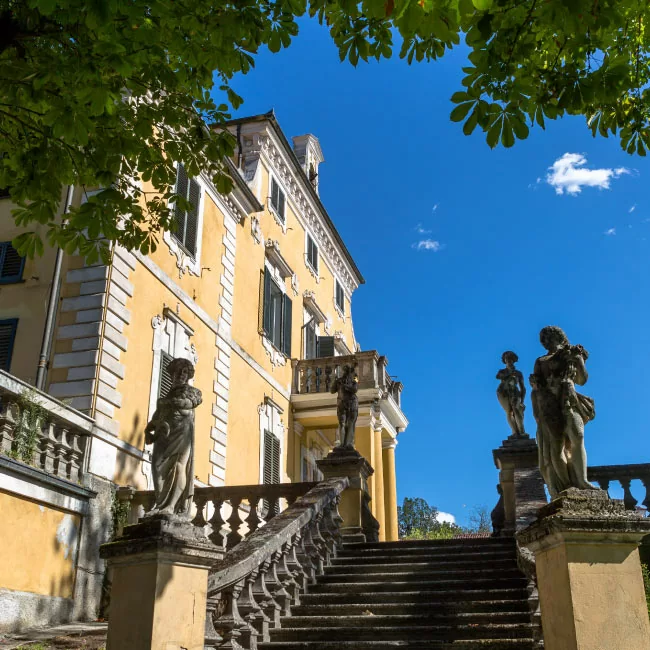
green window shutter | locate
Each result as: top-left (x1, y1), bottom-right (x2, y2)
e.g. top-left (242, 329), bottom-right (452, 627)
top-left (278, 188), bottom-right (285, 221)
top-left (317, 336), bottom-right (335, 358)
top-left (0, 242), bottom-right (25, 283)
top-left (335, 280), bottom-right (345, 313)
top-left (262, 268), bottom-right (272, 336)
top-left (0, 319), bottom-right (18, 372)
top-left (158, 351), bottom-right (174, 398)
top-left (263, 430), bottom-right (281, 485)
top-left (282, 294), bottom-right (292, 357)
top-left (185, 178), bottom-right (201, 256)
top-left (173, 164), bottom-right (188, 247)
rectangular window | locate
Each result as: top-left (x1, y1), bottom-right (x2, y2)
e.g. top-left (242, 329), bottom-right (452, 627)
top-left (0, 319), bottom-right (18, 372)
top-left (335, 279), bottom-right (345, 314)
top-left (306, 234), bottom-right (318, 273)
top-left (263, 429), bottom-right (281, 517)
top-left (0, 242), bottom-right (25, 284)
top-left (270, 177), bottom-right (285, 223)
top-left (262, 268), bottom-right (292, 357)
top-left (172, 163), bottom-right (201, 257)
top-left (304, 319), bottom-right (317, 360)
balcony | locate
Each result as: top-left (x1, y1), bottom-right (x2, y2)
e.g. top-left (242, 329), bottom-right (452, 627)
top-left (291, 351), bottom-right (407, 435)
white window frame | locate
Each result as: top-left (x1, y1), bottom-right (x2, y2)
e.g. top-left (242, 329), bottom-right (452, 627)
top-left (261, 258), bottom-right (289, 367)
top-left (268, 174), bottom-right (287, 232)
top-left (258, 399), bottom-right (285, 485)
top-left (334, 278), bottom-right (346, 319)
top-left (163, 162), bottom-right (205, 277)
top-left (305, 231), bottom-right (319, 279)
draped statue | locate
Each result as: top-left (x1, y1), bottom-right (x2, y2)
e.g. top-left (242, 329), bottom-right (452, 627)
top-left (530, 326), bottom-right (597, 498)
top-left (144, 357), bottom-right (202, 518)
top-left (331, 365), bottom-right (358, 450)
top-left (496, 350), bottom-right (527, 437)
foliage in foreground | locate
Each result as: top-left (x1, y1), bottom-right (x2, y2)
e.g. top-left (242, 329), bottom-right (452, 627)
top-left (2, 0), bottom-right (649, 261)
top-left (642, 563), bottom-right (650, 618)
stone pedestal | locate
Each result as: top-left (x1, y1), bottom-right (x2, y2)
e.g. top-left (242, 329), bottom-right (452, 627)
top-left (317, 447), bottom-right (379, 542)
top-left (100, 516), bottom-right (223, 650)
top-left (493, 435), bottom-right (547, 535)
top-left (518, 489), bottom-right (650, 650)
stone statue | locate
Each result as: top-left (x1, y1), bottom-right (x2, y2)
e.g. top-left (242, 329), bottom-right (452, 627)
top-left (530, 326), bottom-right (597, 498)
top-left (144, 357), bottom-right (202, 518)
top-left (496, 351), bottom-right (527, 437)
top-left (331, 364), bottom-right (358, 450)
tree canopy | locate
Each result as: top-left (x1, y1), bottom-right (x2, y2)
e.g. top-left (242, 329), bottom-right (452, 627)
top-left (2, 0), bottom-right (648, 261)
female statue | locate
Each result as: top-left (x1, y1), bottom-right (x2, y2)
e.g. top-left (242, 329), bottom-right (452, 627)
top-left (496, 351), bottom-right (527, 437)
top-left (145, 357), bottom-right (202, 518)
top-left (530, 326), bottom-right (596, 498)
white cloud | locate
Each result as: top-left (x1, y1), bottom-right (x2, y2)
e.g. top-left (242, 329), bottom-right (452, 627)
top-left (604, 228), bottom-right (616, 236)
top-left (629, 204), bottom-right (637, 213)
top-left (432, 204), bottom-right (439, 212)
top-left (546, 153), bottom-right (630, 195)
top-left (436, 511), bottom-right (456, 524)
top-left (413, 239), bottom-right (443, 252)
top-left (415, 223), bottom-right (432, 234)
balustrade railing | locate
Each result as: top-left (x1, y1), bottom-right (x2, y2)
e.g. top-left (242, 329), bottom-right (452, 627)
top-left (292, 350), bottom-right (402, 406)
top-left (116, 481), bottom-right (318, 549)
top-left (588, 463), bottom-right (650, 511)
top-left (0, 369), bottom-right (91, 482)
top-left (205, 477), bottom-right (348, 649)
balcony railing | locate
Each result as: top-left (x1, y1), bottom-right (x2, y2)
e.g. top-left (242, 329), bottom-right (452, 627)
top-left (116, 481), bottom-right (319, 549)
top-left (292, 351), bottom-right (403, 407)
top-left (0, 370), bottom-right (91, 483)
top-left (588, 463), bottom-right (650, 511)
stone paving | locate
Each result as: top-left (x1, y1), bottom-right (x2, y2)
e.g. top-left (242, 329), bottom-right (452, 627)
top-left (0, 623), bottom-right (107, 650)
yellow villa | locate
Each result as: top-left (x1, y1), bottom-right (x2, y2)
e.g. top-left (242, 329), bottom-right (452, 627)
top-left (0, 111), bottom-right (408, 632)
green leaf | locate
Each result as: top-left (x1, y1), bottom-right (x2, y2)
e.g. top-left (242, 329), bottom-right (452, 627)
top-left (486, 120), bottom-right (501, 149)
top-left (450, 102), bottom-right (474, 122)
top-left (472, 0), bottom-right (493, 12)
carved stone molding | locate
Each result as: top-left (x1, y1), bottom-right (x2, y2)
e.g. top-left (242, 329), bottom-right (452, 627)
top-left (251, 215), bottom-right (263, 244)
top-left (265, 239), bottom-right (294, 278)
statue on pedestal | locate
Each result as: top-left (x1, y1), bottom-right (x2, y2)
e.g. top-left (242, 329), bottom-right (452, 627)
top-left (496, 351), bottom-right (527, 438)
top-left (530, 326), bottom-right (596, 498)
top-left (331, 365), bottom-right (358, 450)
top-left (144, 357), bottom-right (202, 518)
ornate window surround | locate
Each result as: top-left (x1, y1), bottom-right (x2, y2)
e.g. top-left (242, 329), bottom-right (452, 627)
top-left (304, 230), bottom-right (320, 282)
top-left (333, 276), bottom-right (346, 321)
top-left (261, 256), bottom-right (289, 368)
top-left (268, 172), bottom-right (288, 233)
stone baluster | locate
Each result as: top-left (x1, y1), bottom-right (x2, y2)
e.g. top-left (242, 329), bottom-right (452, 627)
top-left (295, 526), bottom-right (318, 585)
top-left (596, 477), bottom-right (610, 494)
top-left (266, 550), bottom-right (292, 616)
top-left (191, 492), bottom-right (209, 529)
top-left (311, 511), bottom-right (331, 568)
top-left (53, 426), bottom-right (69, 479)
top-left (209, 497), bottom-right (227, 548)
top-left (246, 496), bottom-right (262, 535)
top-left (227, 497), bottom-right (244, 549)
top-left (0, 399), bottom-right (18, 454)
top-left (620, 478), bottom-right (639, 510)
top-left (40, 421), bottom-right (57, 473)
top-left (204, 595), bottom-right (225, 649)
top-left (642, 476), bottom-right (650, 510)
top-left (302, 520), bottom-right (325, 578)
top-left (285, 532), bottom-right (309, 593)
top-left (275, 541), bottom-right (301, 606)
top-left (308, 364), bottom-right (318, 394)
top-left (213, 580), bottom-right (252, 650)
top-left (252, 558), bottom-right (281, 628)
top-left (323, 364), bottom-right (331, 393)
top-left (237, 568), bottom-right (270, 642)
top-left (67, 431), bottom-right (84, 483)
top-left (299, 365), bottom-right (308, 394)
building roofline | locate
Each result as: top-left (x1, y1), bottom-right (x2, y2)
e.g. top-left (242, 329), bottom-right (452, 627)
top-left (224, 156), bottom-right (264, 213)
top-left (220, 110), bottom-right (365, 286)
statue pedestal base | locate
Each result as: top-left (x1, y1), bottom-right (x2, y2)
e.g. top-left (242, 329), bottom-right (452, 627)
top-left (100, 516), bottom-right (223, 650)
top-left (317, 447), bottom-right (378, 543)
top-left (518, 489), bottom-right (650, 650)
top-left (493, 435), bottom-right (547, 535)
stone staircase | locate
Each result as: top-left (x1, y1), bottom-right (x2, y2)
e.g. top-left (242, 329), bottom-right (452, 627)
top-left (260, 536), bottom-right (537, 650)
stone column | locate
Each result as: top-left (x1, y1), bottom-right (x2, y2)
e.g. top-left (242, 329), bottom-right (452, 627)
top-left (373, 424), bottom-right (386, 541)
top-left (518, 489), bottom-right (650, 650)
top-left (382, 439), bottom-right (399, 542)
top-left (493, 435), bottom-right (547, 535)
top-left (100, 516), bottom-right (223, 650)
top-left (317, 448), bottom-right (379, 543)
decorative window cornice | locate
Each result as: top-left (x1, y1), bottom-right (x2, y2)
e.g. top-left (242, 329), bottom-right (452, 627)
top-left (265, 239), bottom-right (294, 278)
top-left (303, 290), bottom-right (327, 324)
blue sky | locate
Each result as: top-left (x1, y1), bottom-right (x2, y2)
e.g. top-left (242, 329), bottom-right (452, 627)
top-left (227, 18), bottom-right (649, 527)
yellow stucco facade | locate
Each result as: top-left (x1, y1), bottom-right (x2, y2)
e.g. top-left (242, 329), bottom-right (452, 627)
top-left (0, 113), bottom-right (408, 612)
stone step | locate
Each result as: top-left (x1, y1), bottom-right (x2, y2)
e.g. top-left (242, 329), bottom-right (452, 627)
top-left (323, 565), bottom-right (522, 579)
top-left (269, 623), bottom-right (534, 642)
top-left (278, 613), bottom-right (531, 628)
top-left (311, 576), bottom-right (527, 592)
top-left (343, 539), bottom-right (514, 552)
top-left (292, 600), bottom-right (530, 617)
top-left (259, 641), bottom-right (536, 650)
top-left (332, 551), bottom-right (517, 565)
top-left (299, 588), bottom-right (530, 605)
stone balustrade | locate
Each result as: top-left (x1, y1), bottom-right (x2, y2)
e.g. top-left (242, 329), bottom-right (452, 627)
top-left (587, 463), bottom-right (650, 511)
top-left (292, 350), bottom-right (402, 406)
top-left (205, 477), bottom-right (348, 649)
top-left (116, 481), bottom-right (319, 549)
top-left (0, 369), bottom-right (91, 482)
